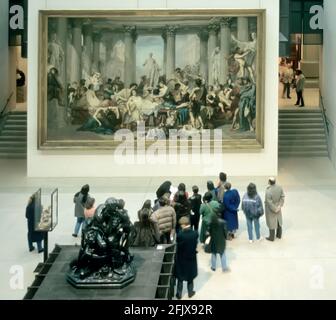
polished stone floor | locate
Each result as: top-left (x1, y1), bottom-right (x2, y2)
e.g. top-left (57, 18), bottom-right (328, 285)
top-left (0, 157), bottom-right (336, 300)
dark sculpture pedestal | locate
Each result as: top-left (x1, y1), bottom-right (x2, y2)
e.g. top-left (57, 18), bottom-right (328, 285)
top-left (66, 261), bottom-right (136, 289)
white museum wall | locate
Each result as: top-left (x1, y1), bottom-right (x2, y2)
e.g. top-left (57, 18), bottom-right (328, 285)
top-left (323, 0), bottom-right (336, 169)
top-left (0, 0), bottom-right (9, 110)
top-left (27, 0), bottom-right (279, 177)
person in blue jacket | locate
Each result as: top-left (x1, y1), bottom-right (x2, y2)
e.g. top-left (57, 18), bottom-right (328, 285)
top-left (222, 182), bottom-right (240, 240)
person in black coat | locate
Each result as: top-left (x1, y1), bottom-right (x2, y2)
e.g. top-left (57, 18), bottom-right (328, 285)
top-left (189, 185), bottom-right (202, 231)
top-left (173, 191), bottom-right (191, 234)
top-left (174, 216), bottom-right (198, 299)
top-left (26, 195), bottom-right (44, 253)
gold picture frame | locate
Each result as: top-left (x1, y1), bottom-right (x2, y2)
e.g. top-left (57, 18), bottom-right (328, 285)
top-left (37, 9), bottom-right (265, 152)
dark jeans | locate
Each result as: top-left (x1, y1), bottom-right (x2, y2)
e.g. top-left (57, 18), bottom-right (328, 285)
top-left (296, 90), bottom-right (304, 106)
top-left (176, 279), bottom-right (194, 297)
top-left (190, 213), bottom-right (200, 232)
top-left (160, 232), bottom-right (171, 244)
top-left (283, 83), bottom-right (291, 98)
top-left (28, 233), bottom-right (43, 251)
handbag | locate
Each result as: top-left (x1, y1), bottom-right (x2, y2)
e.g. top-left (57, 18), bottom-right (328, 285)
top-left (204, 236), bottom-right (211, 254)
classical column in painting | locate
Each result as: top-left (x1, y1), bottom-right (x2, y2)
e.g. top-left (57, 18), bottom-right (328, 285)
top-left (56, 18), bottom-right (68, 86)
top-left (207, 21), bottom-right (219, 86)
top-left (71, 19), bottom-right (82, 84)
top-left (132, 32), bottom-right (138, 84)
top-left (123, 25), bottom-right (136, 87)
top-left (198, 30), bottom-right (209, 83)
top-left (56, 18), bottom-right (68, 127)
top-left (237, 17), bottom-right (249, 41)
top-left (92, 31), bottom-right (102, 73)
top-left (82, 21), bottom-right (93, 79)
top-left (162, 33), bottom-right (167, 77)
top-left (219, 17), bottom-right (232, 85)
top-left (165, 25), bottom-right (178, 81)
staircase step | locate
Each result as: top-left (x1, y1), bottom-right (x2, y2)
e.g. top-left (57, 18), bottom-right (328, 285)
top-left (8, 111), bottom-right (27, 115)
top-left (3, 124), bottom-right (26, 130)
top-left (0, 141), bottom-right (26, 147)
top-left (0, 136), bottom-right (26, 141)
top-left (279, 123), bottom-right (324, 129)
top-left (279, 140), bottom-right (327, 146)
top-left (6, 119), bottom-right (27, 125)
top-left (278, 129), bottom-right (325, 134)
top-left (1, 130), bottom-right (27, 136)
top-left (279, 118), bottom-right (324, 124)
top-left (7, 115), bottom-right (27, 120)
top-left (0, 147), bottom-right (26, 153)
top-left (279, 109), bottom-right (321, 113)
top-left (279, 151), bottom-right (329, 157)
top-left (0, 152), bottom-right (26, 159)
top-left (279, 146), bottom-right (328, 152)
top-left (279, 133), bottom-right (325, 138)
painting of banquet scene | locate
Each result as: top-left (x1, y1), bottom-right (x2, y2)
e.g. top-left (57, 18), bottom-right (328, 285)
top-left (45, 13), bottom-right (260, 142)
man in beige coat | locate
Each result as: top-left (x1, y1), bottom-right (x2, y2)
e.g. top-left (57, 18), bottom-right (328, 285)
top-left (265, 177), bottom-right (285, 241)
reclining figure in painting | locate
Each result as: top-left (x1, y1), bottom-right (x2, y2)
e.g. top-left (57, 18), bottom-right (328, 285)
top-left (67, 197), bottom-right (136, 288)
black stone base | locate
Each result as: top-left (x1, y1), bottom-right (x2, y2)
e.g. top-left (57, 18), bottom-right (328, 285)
top-left (66, 261), bottom-right (136, 289)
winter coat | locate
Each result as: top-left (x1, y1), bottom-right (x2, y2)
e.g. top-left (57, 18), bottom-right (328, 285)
top-left (223, 189), bottom-right (240, 232)
top-left (151, 205), bottom-right (176, 234)
top-left (241, 193), bottom-right (264, 220)
top-left (174, 200), bottom-right (191, 225)
top-left (265, 184), bottom-right (285, 229)
top-left (73, 192), bottom-right (89, 218)
top-left (174, 228), bottom-right (198, 281)
top-left (26, 201), bottom-right (44, 242)
top-left (199, 200), bottom-right (221, 243)
top-left (132, 220), bottom-right (160, 247)
top-left (208, 216), bottom-right (227, 254)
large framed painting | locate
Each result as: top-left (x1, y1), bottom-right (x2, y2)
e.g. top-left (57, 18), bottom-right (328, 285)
top-left (38, 10), bottom-right (265, 150)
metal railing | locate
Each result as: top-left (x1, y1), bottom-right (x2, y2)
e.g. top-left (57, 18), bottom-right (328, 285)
top-left (319, 90), bottom-right (330, 159)
top-left (0, 92), bottom-right (14, 119)
top-left (319, 90), bottom-right (329, 136)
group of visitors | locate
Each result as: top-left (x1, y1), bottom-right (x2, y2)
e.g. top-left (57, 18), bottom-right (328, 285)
top-left (279, 59), bottom-right (306, 107)
top-left (25, 174), bottom-right (285, 300)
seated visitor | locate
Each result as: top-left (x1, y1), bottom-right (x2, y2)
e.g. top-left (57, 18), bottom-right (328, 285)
top-left (174, 216), bottom-right (198, 300)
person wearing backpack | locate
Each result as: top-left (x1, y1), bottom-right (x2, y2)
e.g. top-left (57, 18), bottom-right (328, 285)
top-left (241, 183), bottom-right (264, 243)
